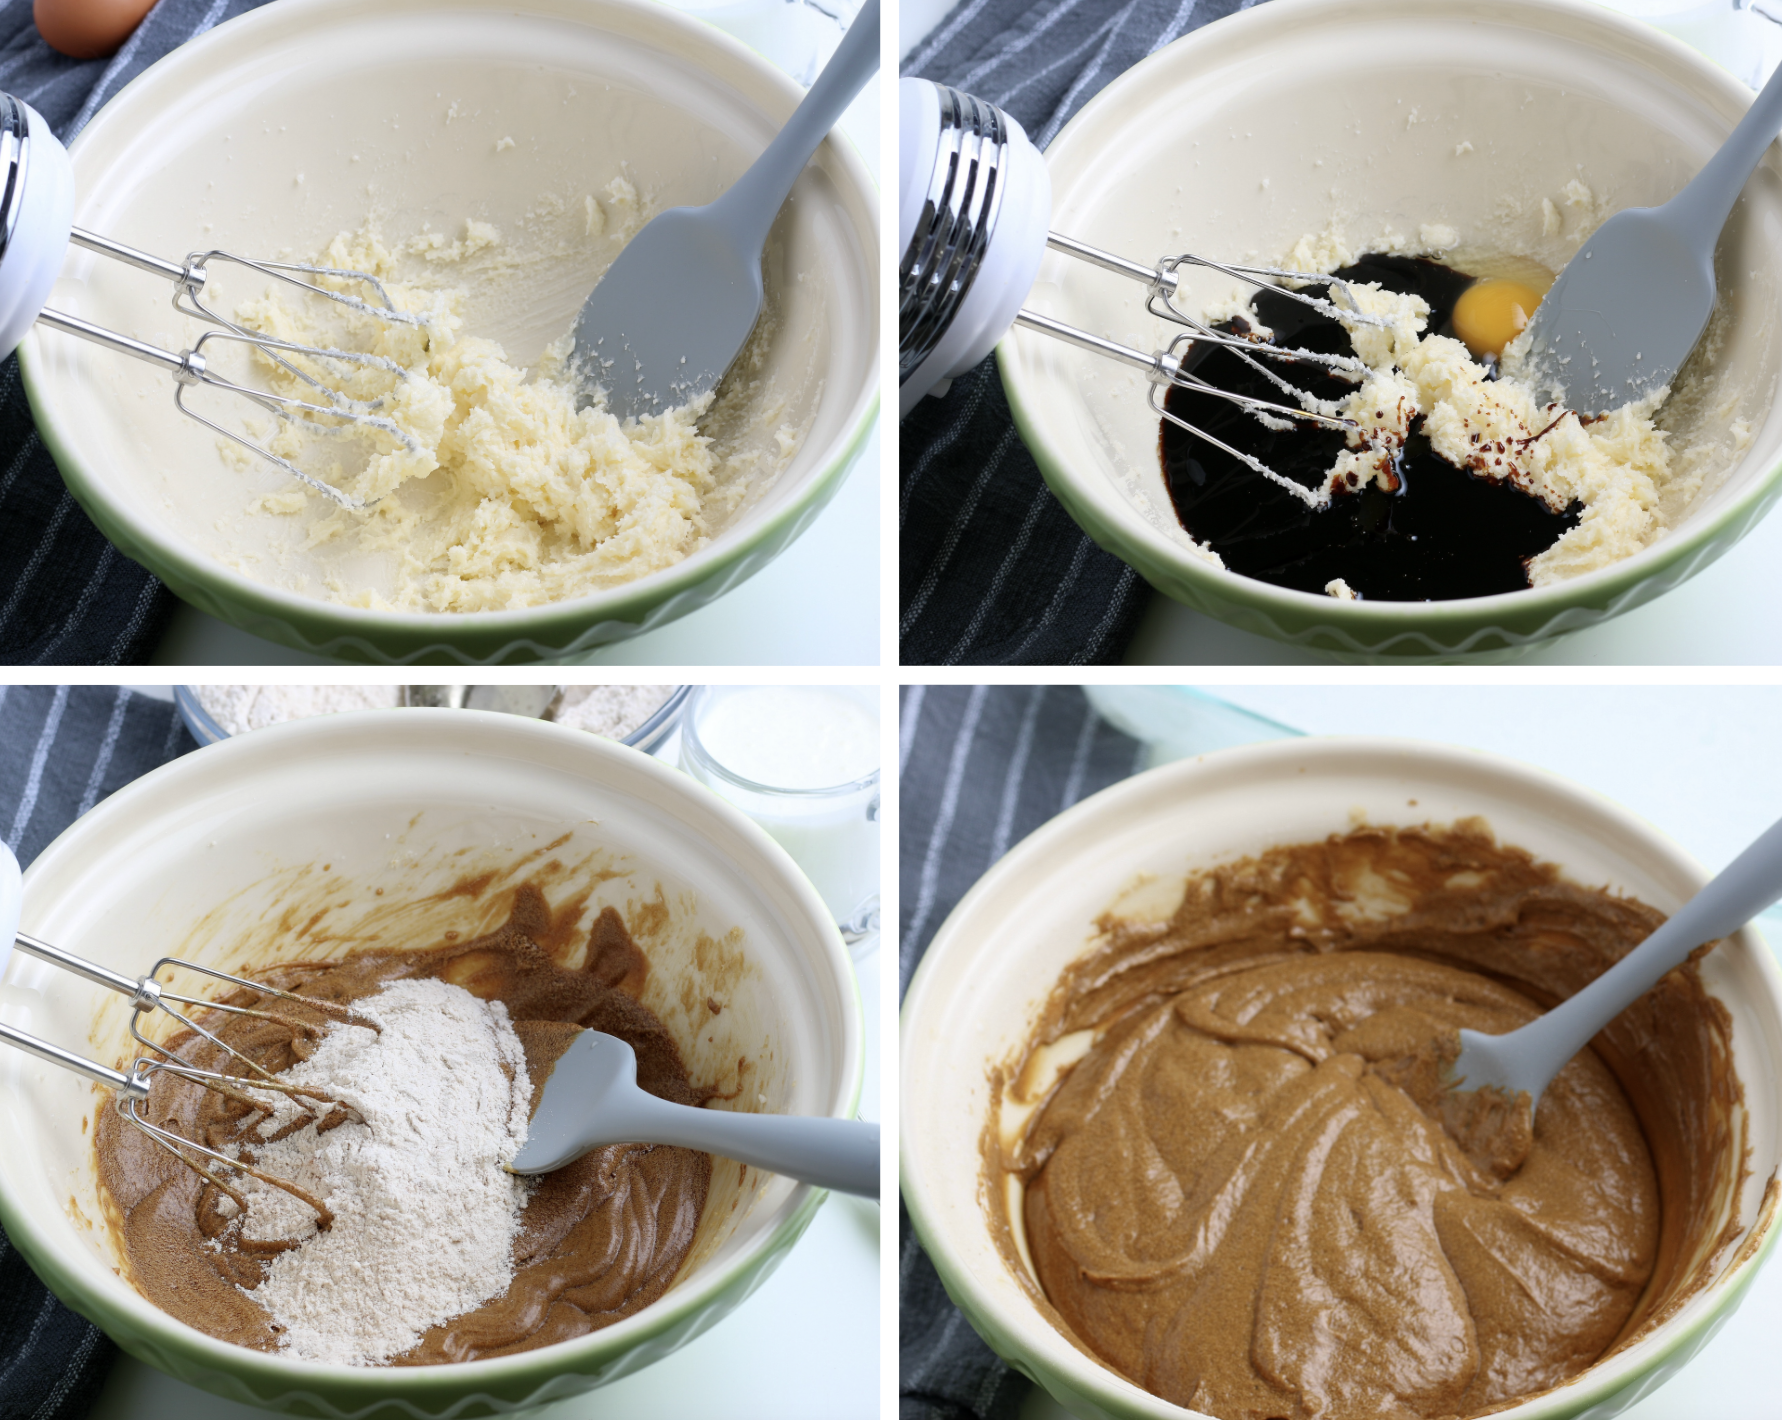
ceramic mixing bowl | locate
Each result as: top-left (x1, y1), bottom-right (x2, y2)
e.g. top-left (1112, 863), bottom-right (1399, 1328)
top-left (21, 0), bottom-right (879, 665)
top-left (999, 0), bottom-right (1782, 660)
top-left (0, 711), bottom-right (863, 1417)
top-left (901, 738), bottom-right (1782, 1420)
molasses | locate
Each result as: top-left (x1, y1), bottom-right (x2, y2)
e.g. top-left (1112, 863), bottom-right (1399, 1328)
top-left (1160, 254), bottom-right (1579, 601)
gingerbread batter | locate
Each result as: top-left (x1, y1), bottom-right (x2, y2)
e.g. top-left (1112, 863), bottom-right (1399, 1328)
top-left (96, 883), bottom-right (710, 1363)
top-left (998, 823), bottom-right (1746, 1420)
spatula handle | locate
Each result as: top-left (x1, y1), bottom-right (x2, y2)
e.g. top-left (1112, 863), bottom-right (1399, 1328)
top-left (711, 0), bottom-right (881, 251)
top-left (1510, 810), bottom-right (1782, 1096)
top-left (633, 1095), bottom-right (880, 1197)
top-left (1670, 57), bottom-right (1782, 245)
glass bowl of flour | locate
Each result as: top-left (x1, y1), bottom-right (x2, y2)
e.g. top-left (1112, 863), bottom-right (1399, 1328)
top-left (176, 685), bottom-right (689, 756)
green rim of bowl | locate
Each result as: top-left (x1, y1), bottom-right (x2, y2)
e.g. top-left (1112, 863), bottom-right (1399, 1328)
top-left (21, 0), bottom-right (880, 666)
top-left (903, 1164), bottom-right (1779, 1420)
top-left (4, 1183), bottom-right (829, 1419)
top-left (900, 735), bottom-right (1782, 1418)
top-left (0, 714), bottom-right (867, 1416)
top-left (998, 0), bottom-right (1782, 661)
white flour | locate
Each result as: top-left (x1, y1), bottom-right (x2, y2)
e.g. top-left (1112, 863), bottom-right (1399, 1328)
top-left (194, 685), bottom-right (401, 735)
top-left (227, 978), bottom-right (533, 1366)
top-left (552, 684), bottom-right (672, 737)
top-left (193, 684), bottom-right (672, 742)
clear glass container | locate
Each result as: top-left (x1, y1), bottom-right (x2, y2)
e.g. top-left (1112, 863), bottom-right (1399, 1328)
top-left (657, 0), bottom-right (860, 87)
top-left (679, 685), bottom-right (879, 954)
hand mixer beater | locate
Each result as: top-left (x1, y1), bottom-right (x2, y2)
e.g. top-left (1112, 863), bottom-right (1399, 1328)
top-left (0, 842), bottom-right (369, 1243)
top-left (898, 79), bottom-right (1392, 508)
top-left (0, 92), bottom-right (423, 511)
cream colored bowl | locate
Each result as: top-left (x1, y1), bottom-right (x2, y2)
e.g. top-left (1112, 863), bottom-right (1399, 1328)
top-left (23, 0), bottom-right (879, 663)
top-left (1001, 0), bottom-right (1782, 659)
top-left (0, 711), bottom-right (862, 1416)
top-left (901, 738), bottom-right (1782, 1420)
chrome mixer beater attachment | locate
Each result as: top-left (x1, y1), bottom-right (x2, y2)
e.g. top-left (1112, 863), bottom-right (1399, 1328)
top-left (0, 844), bottom-right (370, 1238)
top-left (898, 79), bottom-right (1392, 507)
top-left (0, 92), bottom-right (422, 512)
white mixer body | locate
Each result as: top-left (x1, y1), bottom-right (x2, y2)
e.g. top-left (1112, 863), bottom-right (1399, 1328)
top-left (0, 96), bottom-right (73, 364)
top-left (0, 841), bottom-right (20, 986)
top-left (898, 77), bottom-right (1051, 417)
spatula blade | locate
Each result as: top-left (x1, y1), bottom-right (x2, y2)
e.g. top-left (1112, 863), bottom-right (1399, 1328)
top-left (1517, 206), bottom-right (1715, 416)
top-left (570, 205), bottom-right (765, 424)
top-left (507, 1029), bottom-right (636, 1175)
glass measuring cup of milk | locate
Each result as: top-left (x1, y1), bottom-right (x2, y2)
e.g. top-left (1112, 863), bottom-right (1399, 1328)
top-left (680, 686), bottom-right (880, 953)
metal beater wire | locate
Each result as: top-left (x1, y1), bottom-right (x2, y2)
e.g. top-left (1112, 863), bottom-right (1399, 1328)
top-left (129, 955), bottom-right (376, 1089)
top-left (3, 930), bottom-right (373, 1235)
top-left (1012, 233), bottom-right (1405, 503)
top-left (124, 1075), bottom-right (336, 1232)
top-left (33, 219), bottom-right (436, 510)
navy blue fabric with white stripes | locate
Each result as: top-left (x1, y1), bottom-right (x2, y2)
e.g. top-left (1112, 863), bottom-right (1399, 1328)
top-left (0, 685), bottom-right (197, 1417)
top-left (0, 0), bottom-right (273, 666)
top-left (899, 685), bottom-right (1142, 1420)
top-left (900, 0), bottom-right (1262, 666)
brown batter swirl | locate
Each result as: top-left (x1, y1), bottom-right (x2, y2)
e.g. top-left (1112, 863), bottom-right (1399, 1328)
top-left (95, 883), bottom-right (710, 1363)
top-left (999, 823), bottom-right (1747, 1420)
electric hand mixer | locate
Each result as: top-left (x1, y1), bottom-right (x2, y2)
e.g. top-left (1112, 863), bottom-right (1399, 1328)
top-left (0, 92), bottom-right (425, 513)
top-left (0, 840), bottom-right (370, 1243)
top-left (898, 78), bottom-right (1392, 507)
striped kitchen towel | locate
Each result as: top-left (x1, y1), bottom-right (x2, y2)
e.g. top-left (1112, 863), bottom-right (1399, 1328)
top-left (900, 0), bottom-right (1265, 666)
top-left (898, 685), bottom-right (1143, 1420)
top-left (0, 0), bottom-right (275, 666)
top-left (0, 685), bottom-right (197, 1417)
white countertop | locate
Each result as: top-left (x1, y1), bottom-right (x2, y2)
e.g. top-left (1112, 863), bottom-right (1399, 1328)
top-left (1020, 684), bottom-right (1782, 1420)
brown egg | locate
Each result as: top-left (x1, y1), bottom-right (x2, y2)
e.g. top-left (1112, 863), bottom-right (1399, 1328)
top-left (34, 0), bottom-right (157, 60)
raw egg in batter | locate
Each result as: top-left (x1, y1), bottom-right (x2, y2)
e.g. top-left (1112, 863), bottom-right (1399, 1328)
top-left (1452, 277), bottom-right (1545, 360)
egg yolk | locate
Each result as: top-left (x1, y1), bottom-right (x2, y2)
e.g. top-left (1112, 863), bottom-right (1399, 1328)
top-left (1452, 278), bottom-right (1543, 361)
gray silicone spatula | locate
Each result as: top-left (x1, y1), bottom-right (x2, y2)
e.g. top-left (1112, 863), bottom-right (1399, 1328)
top-left (1449, 811), bottom-right (1782, 1111)
top-left (1520, 60), bottom-right (1782, 414)
top-left (570, 0), bottom-right (880, 422)
top-left (508, 1028), bottom-right (880, 1197)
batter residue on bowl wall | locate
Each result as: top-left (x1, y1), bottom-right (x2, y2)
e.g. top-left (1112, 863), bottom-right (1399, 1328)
top-left (989, 822), bottom-right (1747, 1420)
top-left (226, 195), bottom-right (808, 613)
top-left (96, 883), bottom-right (713, 1364)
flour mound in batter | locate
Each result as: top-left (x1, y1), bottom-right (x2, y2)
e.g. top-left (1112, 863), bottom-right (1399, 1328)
top-left (95, 884), bottom-right (713, 1365)
top-left (233, 212), bottom-right (724, 614)
top-left (227, 977), bottom-right (534, 1366)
